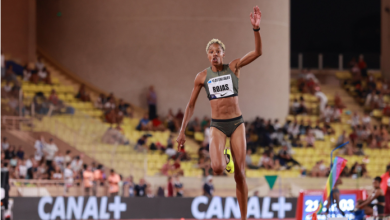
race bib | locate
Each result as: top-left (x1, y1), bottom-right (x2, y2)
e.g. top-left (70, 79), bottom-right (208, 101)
top-left (207, 75), bottom-right (234, 99)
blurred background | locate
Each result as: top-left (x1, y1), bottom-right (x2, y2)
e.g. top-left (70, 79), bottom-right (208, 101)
top-left (1, 0), bottom-right (389, 219)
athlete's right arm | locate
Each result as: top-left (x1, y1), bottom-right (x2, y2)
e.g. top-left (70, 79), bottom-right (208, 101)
top-left (176, 71), bottom-right (206, 148)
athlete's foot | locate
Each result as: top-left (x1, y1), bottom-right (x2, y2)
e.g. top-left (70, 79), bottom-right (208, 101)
top-left (224, 149), bottom-right (234, 174)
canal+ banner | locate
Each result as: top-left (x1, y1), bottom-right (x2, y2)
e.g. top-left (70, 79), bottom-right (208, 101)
top-left (12, 196), bottom-right (297, 219)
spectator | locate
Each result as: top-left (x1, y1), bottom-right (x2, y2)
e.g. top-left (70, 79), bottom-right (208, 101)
top-left (26, 156), bottom-right (37, 179)
top-left (104, 98), bottom-right (116, 111)
top-left (334, 92), bottom-right (345, 109)
top-left (245, 149), bottom-right (259, 169)
top-left (51, 166), bottom-right (63, 181)
top-left (175, 109), bottom-right (184, 125)
top-left (147, 85), bottom-right (157, 120)
top-left (136, 114), bottom-right (151, 131)
top-left (9, 154), bottom-right (17, 169)
top-left (383, 104), bottom-right (390, 117)
top-left (25, 155), bottom-right (33, 170)
top-left (167, 176), bottom-right (174, 197)
top-left (22, 65), bottom-right (32, 82)
top-left (124, 175), bottom-right (135, 197)
top-left (75, 84), bottom-right (91, 102)
top-left (118, 99), bottom-right (130, 116)
top-left (44, 138), bottom-right (58, 168)
top-left (48, 89), bottom-right (60, 105)
top-left (188, 117), bottom-right (201, 132)
top-left (291, 134), bottom-right (303, 148)
top-left (333, 107), bottom-right (342, 122)
top-left (323, 105), bottom-right (333, 123)
top-left (146, 187), bottom-right (154, 198)
top-left (291, 98), bottom-right (300, 115)
top-left (288, 121), bottom-right (300, 138)
top-left (71, 156), bottom-right (83, 178)
top-left (95, 94), bottom-right (106, 109)
top-left (173, 158), bottom-right (183, 176)
top-left (203, 121), bottom-right (211, 147)
top-left (311, 160), bottom-right (328, 177)
top-left (83, 165), bottom-right (94, 196)
top-left (161, 159), bottom-right (174, 176)
top-left (64, 150), bottom-right (72, 164)
top-left (17, 159), bottom-right (27, 179)
top-left (54, 151), bottom-right (64, 169)
top-left (315, 87), bottom-right (328, 114)
top-left (350, 112), bottom-right (360, 127)
top-left (38, 67), bottom-right (51, 84)
top-left (102, 126), bottom-right (130, 145)
top-left (273, 119), bottom-right (281, 131)
top-left (165, 144), bottom-right (177, 158)
top-left (4, 66), bottom-right (17, 83)
top-left (16, 146), bottom-right (24, 160)
top-left (277, 145), bottom-right (300, 169)
top-left (305, 130), bottom-right (316, 147)
top-left (157, 186), bottom-right (165, 197)
top-left (135, 134), bottom-right (150, 151)
top-left (152, 115), bottom-right (166, 131)
top-left (5, 146), bottom-right (16, 160)
top-left (358, 55), bottom-right (367, 77)
top-left (108, 169), bottom-right (120, 196)
top-left (1, 81), bottom-right (12, 98)
top-left (313, 122), bottom-right (325, 140)
top-left (2, 137), bottom-right (9, 151)
top-left (258, 152), bottom-right (274, 169)
top-left (36, 57), bottom-right (45, 71)
top-left (297, 97), bottom-right (308, 114)
top-left (174, 175), bottom-right (184, 197)
top-left (135, 178), bottom-right (147, 197)
top-left (203, 176), bottom-right (214, 197)
top-left (46, 161), bottom-right (56, 180)
top-left (64, 163), bottom-right (74, 195)
top-left (92, 164), bottom-right (103, 196)
top-left (105, 109), bottom-right (117, 124)
top-left (365, 91), bottom-right (378, 109)
top-left (166, 109), bottom-right (178, 132)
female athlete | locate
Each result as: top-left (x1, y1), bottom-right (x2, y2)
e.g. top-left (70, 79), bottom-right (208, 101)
top-left (176, 6), bottom-right (262, 219)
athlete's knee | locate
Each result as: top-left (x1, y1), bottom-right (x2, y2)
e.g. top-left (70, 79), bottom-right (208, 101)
top-left (211, 162), bottom-right (224, 175)
top-left (234, 168), bottom-right (246, 183)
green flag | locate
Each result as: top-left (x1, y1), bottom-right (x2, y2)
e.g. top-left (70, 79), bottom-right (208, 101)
top-left (264, 175), bottom-right (278, 190)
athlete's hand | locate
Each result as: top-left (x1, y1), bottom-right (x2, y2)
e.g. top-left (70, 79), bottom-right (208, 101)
top-left (176, 132), bottom-right (186, 149)
top-left (250, 5), bottom-right (261, 29)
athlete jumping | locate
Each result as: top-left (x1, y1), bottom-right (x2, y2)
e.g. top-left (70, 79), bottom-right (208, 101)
top-left (176, 6), bottom-right (262, 220)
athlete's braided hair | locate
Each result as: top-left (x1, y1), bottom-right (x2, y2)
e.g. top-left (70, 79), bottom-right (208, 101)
top-left (205, 39), bottom-right (226, 53)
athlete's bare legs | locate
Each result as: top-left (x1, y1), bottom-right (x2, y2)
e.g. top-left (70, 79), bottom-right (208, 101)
top-left (209, 128), bottom-right (227, 174)
top-left (230, 124), bottom-right (248, 220)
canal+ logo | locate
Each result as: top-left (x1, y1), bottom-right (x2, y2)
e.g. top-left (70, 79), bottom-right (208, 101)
top-left (38, 196), bottom-right (126, 220)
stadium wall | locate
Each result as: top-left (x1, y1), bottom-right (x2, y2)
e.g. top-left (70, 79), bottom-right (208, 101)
top-left (382, 0), bottom-right (390, 79)
top-left (13, 196), bottom-right (297, 220)
top-left (1, 0), bottom-right (36, 63)
top-left (36, 0), bottom-right (290, 120)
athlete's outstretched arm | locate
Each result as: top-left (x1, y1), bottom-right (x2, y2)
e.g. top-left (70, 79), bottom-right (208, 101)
top-left (176, 72), bottom-right (205, 148)
top-left (231, 6), bottom-right (262, 70)
top-left (357, 190), bottom-right (381, 209)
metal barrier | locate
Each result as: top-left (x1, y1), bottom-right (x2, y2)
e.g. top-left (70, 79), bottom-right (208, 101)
top-left (1, 115), bottom-right (33, 130)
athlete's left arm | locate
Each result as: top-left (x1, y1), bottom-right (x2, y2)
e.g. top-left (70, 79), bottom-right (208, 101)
top-left (230, 6), bottom-right (262, 71)
top-left (357, 190), bottom-right (380, 209)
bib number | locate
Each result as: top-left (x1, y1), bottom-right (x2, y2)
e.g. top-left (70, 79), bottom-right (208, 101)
top-left (207, 75), bottom-right (234, 99)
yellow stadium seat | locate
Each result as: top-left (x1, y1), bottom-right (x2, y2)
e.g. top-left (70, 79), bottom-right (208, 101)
top-left (372, 109), bottom-right (383, 118)
top-left (194, 132), bottom-right (204, 142)
top-left (381, 117), bottom-right (389, 125)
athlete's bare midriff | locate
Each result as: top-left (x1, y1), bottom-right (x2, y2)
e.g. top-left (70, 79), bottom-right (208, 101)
top-left (198, 66), bottom-right (242, 120)
top-left (210, 96), bottom-right (242, 119)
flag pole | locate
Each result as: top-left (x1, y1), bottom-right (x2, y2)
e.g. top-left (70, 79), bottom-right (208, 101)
top-left (330, 141), bottom-right (349, 168)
